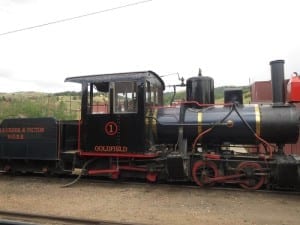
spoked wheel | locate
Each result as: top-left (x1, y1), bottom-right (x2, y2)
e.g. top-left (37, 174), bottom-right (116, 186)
top-left (236, 162), bottom-right (265, 190)
top-left (192, 161), bottom-right (219, 187)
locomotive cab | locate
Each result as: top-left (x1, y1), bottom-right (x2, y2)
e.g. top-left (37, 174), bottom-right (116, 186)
top-left (65, 71), bottom-right (164, 156)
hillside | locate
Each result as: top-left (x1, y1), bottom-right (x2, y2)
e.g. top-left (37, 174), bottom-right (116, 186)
top-left (164, 85), bottom-right (250, 105)
top-left (0, 86), bottom-right (250, 121)
top-left (0, 92), bottom-right (80, 121)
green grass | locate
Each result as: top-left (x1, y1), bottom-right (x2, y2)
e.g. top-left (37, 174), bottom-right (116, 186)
top-left (0, 86), bottom-right (251, 122)
top-left (164, 86), bottom-right (251, 105)
top-left (0, 92), bottom-right (79, 121)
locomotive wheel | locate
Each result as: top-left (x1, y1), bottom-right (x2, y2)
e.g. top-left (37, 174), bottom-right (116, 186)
top-left (236, 162), bottom-right (265, 190)
top-left (192, 161), bottom-right (219, 187)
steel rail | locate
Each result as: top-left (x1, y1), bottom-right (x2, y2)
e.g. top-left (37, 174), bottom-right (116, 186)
top-left (75, 177), bottom-right (300, 196)
top-left (1, 173), bottom-right (300, 195)
top-left (0, 210), bottom-right (145, 225)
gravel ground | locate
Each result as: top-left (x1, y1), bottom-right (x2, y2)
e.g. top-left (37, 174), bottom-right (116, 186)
top-left (1, 175), bottom-right (300, 225)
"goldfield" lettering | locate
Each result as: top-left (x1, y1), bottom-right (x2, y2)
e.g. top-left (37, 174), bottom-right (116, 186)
top-left (94, 145), bottom-right (128, 153)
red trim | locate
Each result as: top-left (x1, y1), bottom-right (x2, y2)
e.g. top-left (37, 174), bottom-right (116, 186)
top-left (119, 165), bottom-right (147, 172)
top-left (79, 151), bottom-right (159, 159)
top-left (152, 101), bottom-right (233, 109)
top-left (77, 120), bottom-right (81, 151)
top-left (57, 120), bottom-right (61, 159)
top-left (192, 161), bottom-right (219, 187)
top-left (146, 172), bottom-right (157, 182)
top-left (111, 164), bottom-right (119, 179)
top-left (208, 174), bottom-right (244, 183)
top-left (4, 165), bottom-right (11, 172)
top-left (203, 153), bottom-right (221, 160)
top-left (236, 161), bottom-right (265, 190)
top-left (192, 127), bottom-right (213, 149)
top-left (119, 166), bottom-right (157, 182)
top-left (179, 101), bottom-right (233, 107)
top-left (105, 121), bottom-right (118, 136)
top-left (88, 169), bottom-right (119, 175)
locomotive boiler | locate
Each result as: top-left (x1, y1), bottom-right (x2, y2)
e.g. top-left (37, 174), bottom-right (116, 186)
top-left (155, 103), bottom-right (299, 146)
top-left (156, 60), bottom-right (299, 149)
top-left (0, 60), bottom-right (300, 191)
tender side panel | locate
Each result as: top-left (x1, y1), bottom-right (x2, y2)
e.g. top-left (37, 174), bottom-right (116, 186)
top-left (0, 118), bottom-right (58, 160)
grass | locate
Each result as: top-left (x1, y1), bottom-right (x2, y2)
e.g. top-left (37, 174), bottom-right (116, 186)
top-left (0, 86), bottom-right (250, 122)
top-left (0, 92), bottom-right (80, 121)
top-left (164, 85), bottom-right (251, 105)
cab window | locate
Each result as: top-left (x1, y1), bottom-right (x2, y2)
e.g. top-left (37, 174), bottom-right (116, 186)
top-left (114, 82), bottom-right (137, 113)
top-left (146, 81), bottom-right (161, 106)
top-left (88, 82), bottom-right (110, 114)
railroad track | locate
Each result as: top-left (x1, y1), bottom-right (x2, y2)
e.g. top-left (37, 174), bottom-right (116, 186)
top-left (1, 173), bottom-right (300, 196)
top-left (54, 173), bottom-right (300, 196)
top-left (0, 210), bottom-right (145, 225)
top-left (89, 179), bottom-right (300, 196)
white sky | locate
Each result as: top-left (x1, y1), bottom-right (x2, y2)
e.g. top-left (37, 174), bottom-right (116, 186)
top-left (0, 0), bottom-right (299, 93)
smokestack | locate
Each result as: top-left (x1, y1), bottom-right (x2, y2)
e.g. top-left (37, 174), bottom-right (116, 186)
top-left (270, 60), bottom-right (285, 105)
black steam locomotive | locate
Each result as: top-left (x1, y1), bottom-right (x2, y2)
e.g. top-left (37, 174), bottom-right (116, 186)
top-left (1, 60), bottom-right (300, 190)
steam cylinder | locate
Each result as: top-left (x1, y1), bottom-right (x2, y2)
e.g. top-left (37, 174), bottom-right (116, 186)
top-left (155, 104), bottom-right (299, 145)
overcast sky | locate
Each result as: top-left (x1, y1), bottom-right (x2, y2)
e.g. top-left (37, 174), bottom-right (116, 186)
top-left (0, 0), bottom-right (299, 93)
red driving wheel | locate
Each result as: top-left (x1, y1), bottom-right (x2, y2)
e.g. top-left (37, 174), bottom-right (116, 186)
top-left (192, 160), bottom-right (219, 187)
top-left (236, 162), bottom-right (265, 190)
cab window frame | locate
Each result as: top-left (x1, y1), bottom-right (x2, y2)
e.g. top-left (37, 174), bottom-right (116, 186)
top-left (114, 81), bottom-right (138, 114)
top-left (87, 82), bottom-right (110, 114)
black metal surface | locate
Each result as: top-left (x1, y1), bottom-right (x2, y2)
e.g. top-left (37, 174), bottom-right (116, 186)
top-left (156, 104), bottom-right (299, 145)
top-left (224, 88), bottom-right (243, 104)
top-left (270, 60), bottom-right (285, 104)
top-left (84, 114), bottom-right (145, 153)
top-left (166, 154), bottom-right (187, 180)
top-left (260, 105), bottom-right (299, 143)
top-left (0, 118), bottom-right (58, 160)
top-left (186, 76), bottom-right (214, 104)
top-left (155, 107), bottom-right (182, 143)
top-left (275, 155), bottom-right (300, 188)
top-left (59, 120), bottom-right (79, 152)
top-left (200, 105), bottom-right (255, 144)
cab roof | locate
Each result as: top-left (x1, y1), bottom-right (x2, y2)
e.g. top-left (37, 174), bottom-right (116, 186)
top-left (65, 71), bottom-right (165, 90)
